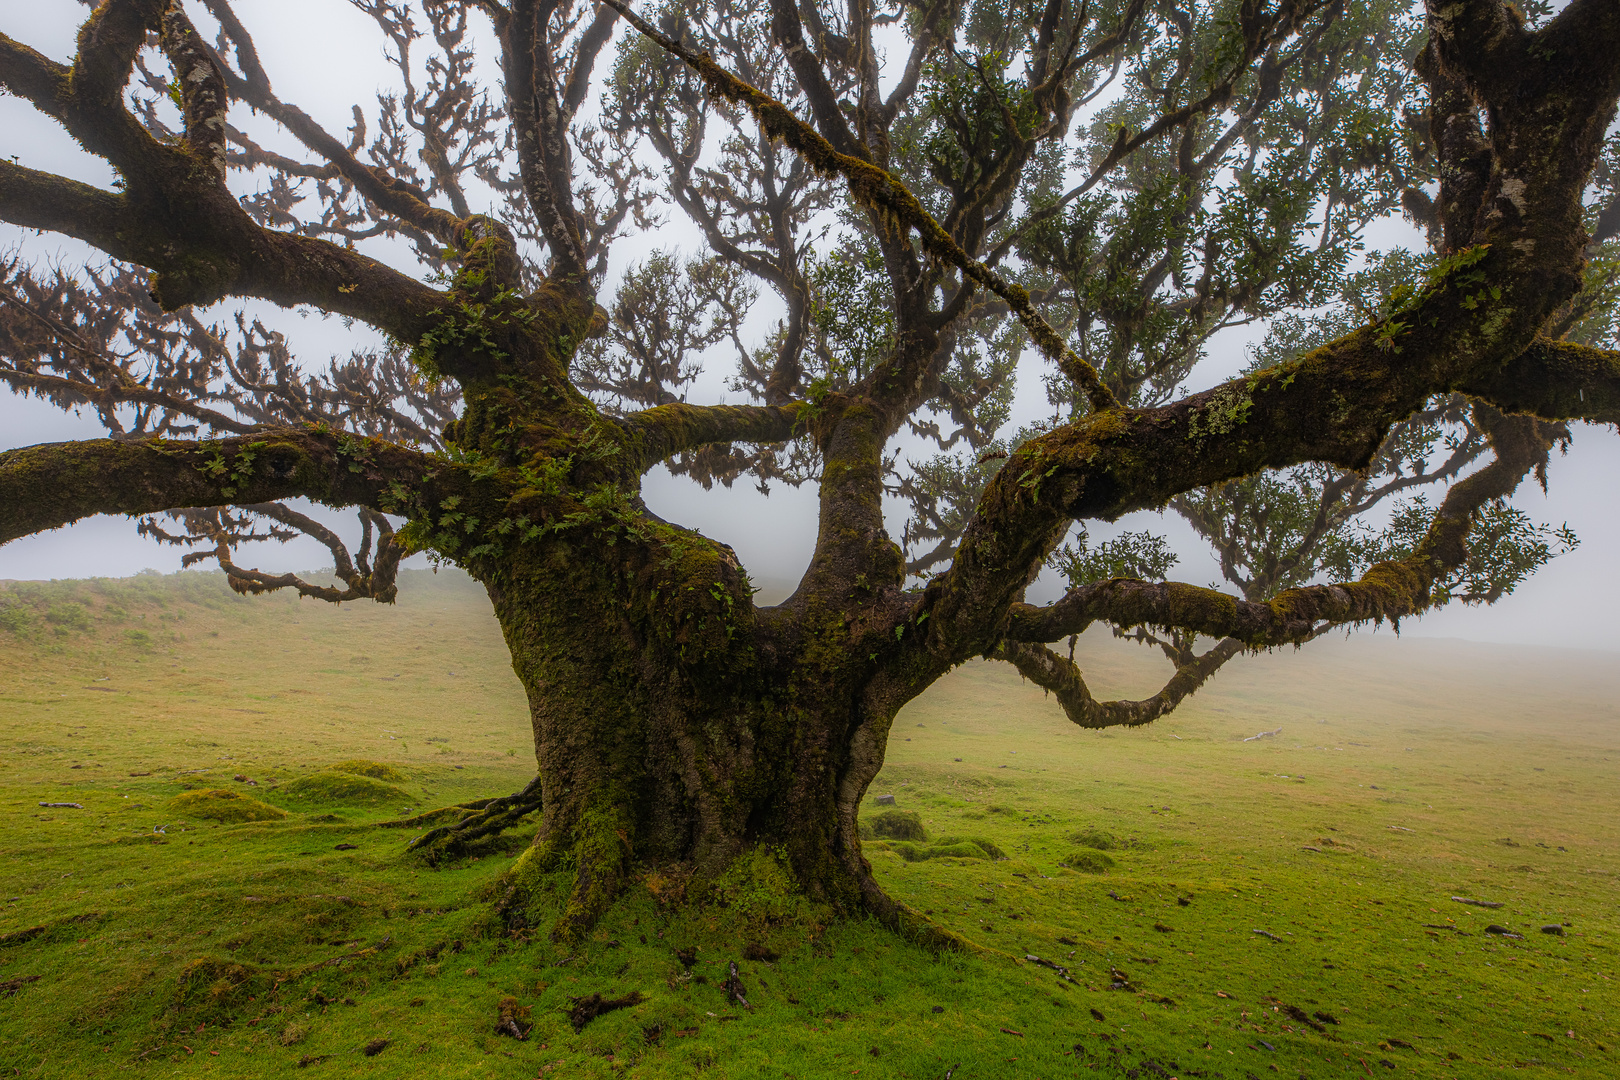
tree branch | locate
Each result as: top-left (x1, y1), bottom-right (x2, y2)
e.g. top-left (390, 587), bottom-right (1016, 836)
top-left (0, 159), bottom-right (141, 263)
top-left (160, 0), bottom-right (230, 179)
top-left (596, 0), bottom-right (1117, 413)
top-left (0, 428), bottom-right (433, 545)
top-left (1424, 0), bottom-right (1528, 103)
top-left (497, 0), bottom-right (589, 280)
top-left (984, 0), bottom-right (1322, 271)
top-left (200, 0), bottom-right (463, 244)
top-left (994, 636), bottom-right (1245, 729)
top-left (624, 401), bottom-right (808, 470)
top-left (1004, 414), bottom-right (1557, 650)
top-left (767, 0), bottom-right (862, 158)
top-left (137, 502), bottom-right (402, 603)
top-left (0, 362), bottom-right (256, 438)
top-left (5, 3), bottom-right (461, 333)
top-left (72, 0), bottom-right (162, 100)
top-left (1458, 336), bottom-right (1620, 425)
top-left (0, 154), bottom-right (449, 340)
top-left (908, 184), bottom-right (1606, 661)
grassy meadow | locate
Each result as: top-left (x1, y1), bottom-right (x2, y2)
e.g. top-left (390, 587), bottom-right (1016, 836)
top-left (0, 569), bottom-right (1616, 1079)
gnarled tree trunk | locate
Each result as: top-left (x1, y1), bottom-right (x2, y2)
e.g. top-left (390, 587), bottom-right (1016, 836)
top-left (472, 526), bottom-right (914, 942)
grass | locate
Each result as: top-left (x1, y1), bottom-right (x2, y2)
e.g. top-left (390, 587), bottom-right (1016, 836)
top-left (0, 569), bottom-right (1616, 1078)
top-left (167, 790), bottom-right (287, 824)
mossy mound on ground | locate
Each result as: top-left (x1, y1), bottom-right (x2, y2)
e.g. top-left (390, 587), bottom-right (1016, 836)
top-left (865, 809), bottom-right (927, 841)
top-left (276, 771), bottom-right (408, 806)
top-left (327, 759), bottom-right (407, 783)
top-left (1061, 849), bottom-right (1116, 873)
top-left (0, 912), bottom-right (103, 948)
top-left (168, 789), bottom-right (286, 824)
top-left (167, 957), bottom-right (268, 1027)
top-left (1068, 828), bottom-right (1149, 851)
top-left (934, 835), bottom-right (1006, 860)
top-left (873, 837), bottom-right (1004, 863)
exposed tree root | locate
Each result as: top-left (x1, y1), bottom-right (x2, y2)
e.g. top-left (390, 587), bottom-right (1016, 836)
top-left (568, 991), bottom-right (644, 1033)
top-left (549, 806), bottom-right (635, 944)
top-left (849, 854), bottom-right (973, 953)
top-left (399, 776), bottom-right (543, 865)
top-left (485, 805), bottom-right (635, 945)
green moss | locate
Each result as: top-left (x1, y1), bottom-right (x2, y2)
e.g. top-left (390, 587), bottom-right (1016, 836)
top-left (1185, 381), bottom-right (1254, 442)
top-left (553, 804), bottom-right (635, 944)
top-left (166, 957), bottom-right (268, 1028)
top-left (327, 759), bottom-right (407, 783)
top-left (866, 809), bottom-right (927, 841)
top-left (484, 838), bottom-right (568, 935)
top-left (275, 772), bottom-right (409, 807)
top-left (705, 845), bottom-right (810, 931)
top-left (1069, 828), bottom-right (1117, 851)
top-left (167, 789), bottom-right (287, 824)
top-left (872, 837), bottom-right (1004, 862)
top-left (934, 836), bottom-right (1007, 860)
top-left (1060, 850), bottom-right (1116, 873)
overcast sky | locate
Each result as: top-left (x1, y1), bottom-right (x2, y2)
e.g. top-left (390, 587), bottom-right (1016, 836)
top-left (3, 1), bottom-right (1617, 652)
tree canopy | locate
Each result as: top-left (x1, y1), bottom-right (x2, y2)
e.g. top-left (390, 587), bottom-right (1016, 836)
top-left (2, 0), bottom-right (1619, 939)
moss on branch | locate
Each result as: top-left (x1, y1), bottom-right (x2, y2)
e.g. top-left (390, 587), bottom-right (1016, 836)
top-left (0, 428), bottom-right (434, 545)
top-left (1004, 415), bottom-right (1558, 649)
top-left (1458, 337), bottom-right (1620, 425)
top-left (623, 401), bottom-right (810, 470)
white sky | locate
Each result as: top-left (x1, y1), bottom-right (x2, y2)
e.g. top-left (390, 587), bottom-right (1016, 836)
top-left (3, 1), bottom-right (1617, 651)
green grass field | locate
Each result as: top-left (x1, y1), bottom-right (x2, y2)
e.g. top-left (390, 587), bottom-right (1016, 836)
top-left (1, 570), bottom-right (1615, 1078)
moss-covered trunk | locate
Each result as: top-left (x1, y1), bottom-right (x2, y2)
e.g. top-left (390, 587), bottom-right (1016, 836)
top-left (467, 524), bottom-right (901, 944)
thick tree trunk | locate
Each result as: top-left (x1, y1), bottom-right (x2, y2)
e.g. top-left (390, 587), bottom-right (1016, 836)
top-left (467, 525), bottom-right (909, 944)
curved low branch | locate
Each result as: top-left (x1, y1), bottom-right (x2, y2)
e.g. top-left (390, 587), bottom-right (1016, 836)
top-left (623, 401), bottom-right (808, 470)
top-left (1006, 414), bottom-right (1556, 650)
top-left (989, 409), bottom-right (1555, 731)
top-left (146, 503), bottom-right (404, 604)
top-left (995, 637), bottom-right (1245, 729)
top-left (0, 427), bottom-right (434, 545)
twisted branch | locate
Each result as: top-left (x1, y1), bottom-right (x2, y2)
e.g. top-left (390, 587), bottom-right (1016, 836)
top-left (995, 636), bottom-right (1246, 729)
top-left (1006, 414), bottom-right (1559, 651)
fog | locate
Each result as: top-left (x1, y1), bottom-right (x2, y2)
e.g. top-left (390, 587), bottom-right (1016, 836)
top-left (4, 1), bottom-right (1617, 652)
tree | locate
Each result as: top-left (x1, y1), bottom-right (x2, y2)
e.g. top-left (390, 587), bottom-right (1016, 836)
top-left (1, 0), bottom-right (1617, 946)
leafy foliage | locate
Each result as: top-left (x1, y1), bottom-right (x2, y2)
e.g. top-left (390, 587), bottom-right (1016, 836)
top-left (1053, 531), bottom-right (1179, 588)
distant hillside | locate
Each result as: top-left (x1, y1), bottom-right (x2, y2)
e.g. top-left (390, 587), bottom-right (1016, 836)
top-left (0, 567), bottom-right (487, 648)
top-left (5, 567), bottom-right (1617, 742)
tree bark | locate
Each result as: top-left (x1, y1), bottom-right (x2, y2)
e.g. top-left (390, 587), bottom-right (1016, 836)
top-left (465, 522), bottom-right (929, 945)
